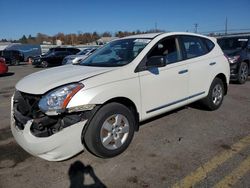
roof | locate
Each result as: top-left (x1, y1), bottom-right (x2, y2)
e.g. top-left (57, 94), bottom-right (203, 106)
top-left (217, 33), bottom-right (250, 39)
top-left (123, 32), bottom-right (214, 40)
top-left (123, 33), bottom-right (163, 39)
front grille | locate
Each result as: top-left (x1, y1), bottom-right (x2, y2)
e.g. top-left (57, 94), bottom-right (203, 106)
top-left (13, 91), bottom-right (43, 129)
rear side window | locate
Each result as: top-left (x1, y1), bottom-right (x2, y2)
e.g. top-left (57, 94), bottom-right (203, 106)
top-left (181, 36), bottom-right (207, 59)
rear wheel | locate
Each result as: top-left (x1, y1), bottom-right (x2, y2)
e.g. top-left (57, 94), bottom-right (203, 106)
top-left (84, 102), bottom-right (135, 158)
top-left (237, 62), bottom-right (248, 84)
top-left (201, 78), bottom-right (224, 111)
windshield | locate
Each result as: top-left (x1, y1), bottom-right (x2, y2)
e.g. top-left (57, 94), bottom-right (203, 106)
top-left (77, 49), bottom-right (92, 55)
top-left (79, 38), bottom-right (151, 67)
top-left (217, 37), bottom-right (249, 50)
top-left (43, 49), bottom-right (53, 56)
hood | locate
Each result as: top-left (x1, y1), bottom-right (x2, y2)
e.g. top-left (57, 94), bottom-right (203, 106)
top-left (16, 65), bottom-right (116, 94)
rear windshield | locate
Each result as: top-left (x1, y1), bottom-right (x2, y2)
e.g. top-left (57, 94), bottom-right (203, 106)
top-left (217, 37), bottom-right (249, 50)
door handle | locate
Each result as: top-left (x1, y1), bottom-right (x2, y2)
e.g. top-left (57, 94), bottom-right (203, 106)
top-left (178, 69), bottom-right (188, 74)
top-left (209, 62), bottom-right (216, 66)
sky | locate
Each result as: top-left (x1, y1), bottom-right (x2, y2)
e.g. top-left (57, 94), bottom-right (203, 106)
top-left (1, 0), bottom-right (250, 40)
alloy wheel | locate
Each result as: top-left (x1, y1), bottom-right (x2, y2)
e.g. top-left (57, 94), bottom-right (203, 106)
top-left (100, 114), bottom-right (130, 150)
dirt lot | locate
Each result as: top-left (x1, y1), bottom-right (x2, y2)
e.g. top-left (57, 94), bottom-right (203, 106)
top-left (0, 64), bottom-right (250, 188)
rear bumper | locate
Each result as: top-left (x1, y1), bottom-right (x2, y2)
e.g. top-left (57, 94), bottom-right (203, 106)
top-left (10, 97), bottom-right (87, 161)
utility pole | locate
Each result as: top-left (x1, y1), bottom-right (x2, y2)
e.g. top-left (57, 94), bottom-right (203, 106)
top-left (225, 17), bottom-right (228, 35)
top-left (194, 23), bottom-right (198, 33)
top-left (155, 22), bottom-right (158, 32)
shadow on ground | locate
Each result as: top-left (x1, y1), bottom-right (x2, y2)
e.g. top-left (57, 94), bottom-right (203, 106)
top-left (0, 72), bottom-right (15, 77)
top-left (68, 160), bottom-right (107, 188)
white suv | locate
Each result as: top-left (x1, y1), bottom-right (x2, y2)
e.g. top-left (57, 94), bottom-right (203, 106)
top-left (11, 32), bottom-right (230, 161)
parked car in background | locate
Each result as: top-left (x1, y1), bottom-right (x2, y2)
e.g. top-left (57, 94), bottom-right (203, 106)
top-left (217, 35), bottom-right (250, 84)
top-left (62, 48), bottom-right (97, 65)
top-left (5, 44), bottom-right (42, 62)
top-left (32, 47), bottom-right (80, 68)
top-left (11, 32), bottom-right (229, 161)
top-left (42, 47), bottom-right (80, 55)
top-left (0, 57), bottom-right (8, 75)
top-left (0, 50), bottom-right (24, 65)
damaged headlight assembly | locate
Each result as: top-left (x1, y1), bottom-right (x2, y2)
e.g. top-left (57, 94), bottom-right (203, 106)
top-left (38, 83), bottom-right (93, 116)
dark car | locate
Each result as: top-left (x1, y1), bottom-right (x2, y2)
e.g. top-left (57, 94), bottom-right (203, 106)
top-left (43, 47), bottom-right (80, 55)
top-left (32, 47), bottom-right (80, 68)
top-left (0, 50), bottom-right (24, 65)
top-left (5, 44), bottom-right (41, 62)
top-left (0, 57), bottom-right (8, 75)
top-left (217, 35), bottom-right (250, 84)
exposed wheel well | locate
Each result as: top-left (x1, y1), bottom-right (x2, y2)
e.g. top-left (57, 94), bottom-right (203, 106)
top-left (215, 73), bottom-right (228, 95)
top-left (104, 97), bottom-right (140, 131)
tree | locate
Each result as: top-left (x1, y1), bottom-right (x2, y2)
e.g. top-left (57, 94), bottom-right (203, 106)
top-left (101, 32), bottom-right (112, 37)
top-left (19, 35), bottom-right (28, 44)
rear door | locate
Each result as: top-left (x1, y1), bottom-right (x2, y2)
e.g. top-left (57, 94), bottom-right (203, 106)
top-left (57, 51), bottom-right (72, 65)
top-left (179, 35), bottom-right (214, 102)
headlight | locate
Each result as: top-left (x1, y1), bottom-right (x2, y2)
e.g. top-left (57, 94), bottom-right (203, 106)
top-left (39, 83), bottom-right (84, 115)
top-left (72, 58), bottom-right (83, 64)
top-left (72, 58), bottom-right (80, 64)
top-left (228, 55), bottom-right (240, 64)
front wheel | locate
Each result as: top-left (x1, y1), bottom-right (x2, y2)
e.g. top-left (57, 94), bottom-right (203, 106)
top-left (41, 61), bottom-right (48, 68)
top-left (84, 102), bottom-right (135, 158)
top-left (237, 62), bottom-right (248, 84)
top-left (201, 78), bottom-right (224, 111)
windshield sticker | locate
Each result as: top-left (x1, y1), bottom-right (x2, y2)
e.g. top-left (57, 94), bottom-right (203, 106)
top-left (134, 39), bottom-right (151, 44)
top-left (238, 39), bottom-right (248, 42)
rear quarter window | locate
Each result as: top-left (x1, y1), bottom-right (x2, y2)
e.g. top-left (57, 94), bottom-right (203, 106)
top-left (203, 38), bottom-right (215, 52)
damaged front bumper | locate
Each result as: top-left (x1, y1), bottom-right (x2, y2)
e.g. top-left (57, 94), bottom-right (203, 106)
top-left (10, 96), bottom-right (88, 161)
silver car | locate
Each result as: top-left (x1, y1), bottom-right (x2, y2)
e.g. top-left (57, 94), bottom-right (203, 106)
top-left (62, 48), bottom-right (97, 65)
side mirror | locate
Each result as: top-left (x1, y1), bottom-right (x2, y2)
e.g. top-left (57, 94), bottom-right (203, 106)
top-left (146, 56), bottom-right (166, 68)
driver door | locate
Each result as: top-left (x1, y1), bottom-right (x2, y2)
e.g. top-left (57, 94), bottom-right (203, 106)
top-left (138, 36), bottom-right (189, 120)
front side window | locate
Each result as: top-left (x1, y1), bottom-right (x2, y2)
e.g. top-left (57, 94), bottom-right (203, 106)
top-left (148, 37), bottom-right (182, 64)
top-left (181, 36), bottom-right (207, 59)
top-left (80, 38), bottom-right (151, 67)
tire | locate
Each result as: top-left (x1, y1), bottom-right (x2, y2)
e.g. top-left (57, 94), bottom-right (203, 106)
top-left (41, 61), bottom-right (48, 68)
top-left (237, 62), bottom-right (248, 84)
top-left (84, 102), bottom-right (135, 158)
top-left (201, 78), bottom-right (224, 111)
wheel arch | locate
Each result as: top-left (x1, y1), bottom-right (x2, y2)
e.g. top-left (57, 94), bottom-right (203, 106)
top-left (215, 73), bottom-right (228, 95)
top-left (103, 97), bottom-right (140, 131)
